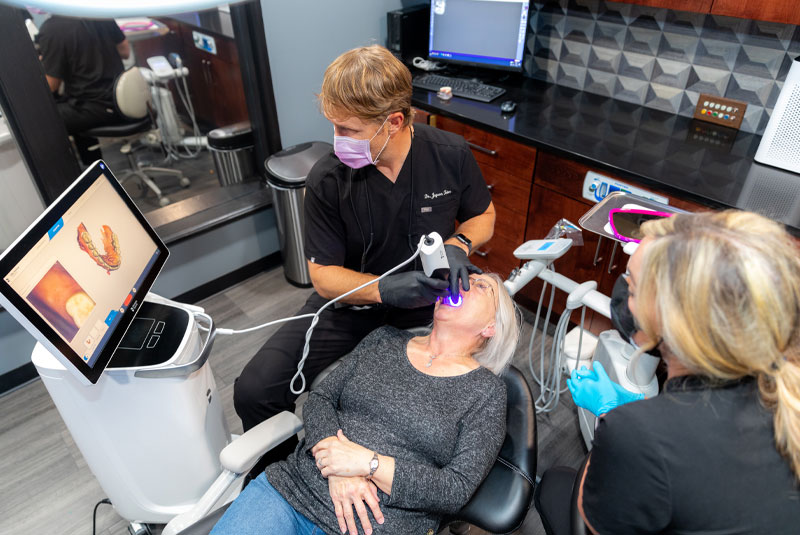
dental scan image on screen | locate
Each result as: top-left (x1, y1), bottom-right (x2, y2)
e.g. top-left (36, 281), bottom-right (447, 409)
top-left (3, 174), bottom-right (161, 368)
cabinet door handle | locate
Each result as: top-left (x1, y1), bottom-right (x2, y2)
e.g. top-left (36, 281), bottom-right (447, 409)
top-left (473, 248), bottom-right (489, 258)
top-left (486, 184), bottom-right (494, 191)
top-left (467, 141), bottom-right (497, 156)
top-left (593, 237), bottom-right (604, 266)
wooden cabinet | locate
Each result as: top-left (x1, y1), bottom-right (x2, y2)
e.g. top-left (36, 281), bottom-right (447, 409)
top-left (604, 0), bottom-right (800, 26)
top-left (710, 0), bottom-right (800, 27)
top-left (431, 115), bottom-right (536, 277)
top-left (520, 151), bottom-right (707, 333)
top-left (130, 18), bottom-right (248, 129)
top-left (612, 0), bottom-right (712, 12)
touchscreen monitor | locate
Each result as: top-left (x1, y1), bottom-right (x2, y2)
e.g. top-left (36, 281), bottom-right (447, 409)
top-left (0, 161), bottom-right (169, 385)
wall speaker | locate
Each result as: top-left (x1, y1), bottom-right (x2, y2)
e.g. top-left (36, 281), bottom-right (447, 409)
top-left (755, 56), bottom-right (800, 174)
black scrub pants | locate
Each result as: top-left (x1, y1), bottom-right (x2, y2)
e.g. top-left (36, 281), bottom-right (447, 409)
top-left (535, 466), bottom-right (579, 535)
top-left (233, 292), bottom-right (434, 467)
top-left (57, 98), bottom-right (119, 165)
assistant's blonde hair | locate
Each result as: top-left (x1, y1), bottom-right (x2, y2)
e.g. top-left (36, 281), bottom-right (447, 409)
top-left (634, 210), bottom-right (800, 479)
top-left (319, 45), bottom-right (414, 127)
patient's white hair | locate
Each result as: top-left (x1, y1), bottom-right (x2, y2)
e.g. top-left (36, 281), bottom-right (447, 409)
top-left (472, 273), bottom-right (521, 375)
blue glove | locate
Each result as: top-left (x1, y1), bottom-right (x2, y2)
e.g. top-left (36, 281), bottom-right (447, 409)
top-left (567, 361), bottom-right (644, 416)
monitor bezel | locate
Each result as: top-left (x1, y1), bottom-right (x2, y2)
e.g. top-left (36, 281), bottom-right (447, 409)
top-left (0, 160), bottom-right (169, 385)
top-left (427, 0), bottom-right (530, 74)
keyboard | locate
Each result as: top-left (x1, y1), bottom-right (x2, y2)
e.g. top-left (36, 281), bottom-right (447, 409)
top-left (412, 74), bottom-right (506, 103)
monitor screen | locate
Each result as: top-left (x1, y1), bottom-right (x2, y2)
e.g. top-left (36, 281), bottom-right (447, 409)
top-left (428, 0), bottom-right (530, 71)
top-left (0, 161), bottom-right (168, 385)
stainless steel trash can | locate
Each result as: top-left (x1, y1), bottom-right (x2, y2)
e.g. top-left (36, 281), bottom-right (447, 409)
top-left (265, 141), bottom-right (332, 287)
top-left (208, 121), bottom-right (256, 186)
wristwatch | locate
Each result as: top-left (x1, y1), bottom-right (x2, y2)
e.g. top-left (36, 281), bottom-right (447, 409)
top-left (367, 451), bottom-right (379, 479)
top-left (453, 233), bottom-right (472, 254)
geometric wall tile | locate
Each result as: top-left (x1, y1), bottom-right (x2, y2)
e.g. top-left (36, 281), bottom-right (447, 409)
top-left (563, 14), bottom-right (596, 43)
top-left (592, 22), bottom-right (626, 50)
top-left (557, 62), bottom-right (587, 90)
top-left (662, 10), bottom-right (704, 37)
top-left (614, 75), bottom-right (649, 105)
top-left (651, 58), bottom-right (691, 88)
top-left (742, 20), bottom-right (795, 50)
top-left (560, 40), bottom-right (591, 67)
top-left (585, 68), bottom-right (617, 97)
top-left (701, 15), bottom-right (747, 44)
top-left (645, 83), bottom-right (683, 113)
top-left (686, 65), bottom-right (730, 96)
top-left (627, 4), bottom-right (665, 31)
top-left (624, 26), bottom-right (662, 56)
top-left (618, 51), bottom-right (655, 81)
top-left (726, 72), bottom-right (779, 107)
top-left (694, 39), bottom-right (738, 71)
top-left (523, 0), bottom-right (798, 134)
top-left (657, 32), bottom-right (699, 63)
top-left (735, 45), bottom-right (786, 78)
top-left (588, 46), bottom-right (621, 74)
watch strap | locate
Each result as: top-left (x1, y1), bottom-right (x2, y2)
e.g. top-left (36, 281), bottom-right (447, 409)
top-left (454, 233), bottom-right (472, 254)
top-left (367, 451), bottom-right (379, 479)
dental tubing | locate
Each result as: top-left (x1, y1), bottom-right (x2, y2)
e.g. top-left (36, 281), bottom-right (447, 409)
top-left (216, 234), bottom-right (445, 394)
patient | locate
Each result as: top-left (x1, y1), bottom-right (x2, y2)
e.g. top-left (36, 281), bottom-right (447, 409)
top-left (212, 273), bottom-right (520, 535)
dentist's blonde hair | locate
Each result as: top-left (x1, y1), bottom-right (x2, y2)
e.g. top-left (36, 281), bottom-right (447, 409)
top-left (635, 210), bottom-right (800, 479)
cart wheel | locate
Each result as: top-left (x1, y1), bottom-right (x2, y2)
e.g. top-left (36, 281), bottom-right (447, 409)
top-left (180, 177), bottom-right (191, 188)
top-left (159, 196), bottom-right (171, 207)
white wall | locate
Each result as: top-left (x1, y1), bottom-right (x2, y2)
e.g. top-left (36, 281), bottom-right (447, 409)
top-left (260, 0), bottom-right (419, 149)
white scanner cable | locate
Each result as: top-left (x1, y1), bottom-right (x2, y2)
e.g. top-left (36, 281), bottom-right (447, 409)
top-left (216, 239), bottom-right (424, 394)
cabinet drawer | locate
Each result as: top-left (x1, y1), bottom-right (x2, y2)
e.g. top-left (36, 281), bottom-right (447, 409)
top-left (471, 232), bottom-right (520, 278)
top-left (483, 165), bottom-right (533, 215)
top-left (535, 151), bottom-right (708, 212)
top-left (433, 115), bottom-right (537, 179)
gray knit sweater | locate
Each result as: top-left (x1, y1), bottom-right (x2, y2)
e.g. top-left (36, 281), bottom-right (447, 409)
top-left (265, 326), bottom-right (507, 535)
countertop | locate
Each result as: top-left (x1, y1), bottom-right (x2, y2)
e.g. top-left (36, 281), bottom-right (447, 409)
top-left (412, 77), bottom-right (800, 235)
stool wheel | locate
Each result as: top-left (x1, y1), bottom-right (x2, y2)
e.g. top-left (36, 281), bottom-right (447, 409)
top-left (180, 177), bottom-right (191, 188)
top-left (159, 196), bottom-right (171, 207)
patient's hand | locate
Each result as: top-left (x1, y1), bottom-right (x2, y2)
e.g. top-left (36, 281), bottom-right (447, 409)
top-left (313, 429), bottom-right (373, 478)
top-left (328, 475), bottom-right (384, 535)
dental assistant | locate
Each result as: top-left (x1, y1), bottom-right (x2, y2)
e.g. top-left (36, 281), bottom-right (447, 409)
top-left (233, 45), bottom-right (496, 465)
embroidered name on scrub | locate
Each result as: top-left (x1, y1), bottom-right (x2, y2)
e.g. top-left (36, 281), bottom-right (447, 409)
top-left (424, 189), bottom-right (452, 200)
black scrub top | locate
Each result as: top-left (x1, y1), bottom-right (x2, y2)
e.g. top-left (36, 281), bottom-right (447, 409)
top-left (583, 375), bottom-right (800, 534)
top-left (304, 123), bottom-right (491, 275)
top-left (38, 17), bottom-right (125, 104)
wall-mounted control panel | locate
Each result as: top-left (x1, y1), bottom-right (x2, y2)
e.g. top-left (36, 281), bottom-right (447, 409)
top-left (582, 171), bottom-right (669, 205)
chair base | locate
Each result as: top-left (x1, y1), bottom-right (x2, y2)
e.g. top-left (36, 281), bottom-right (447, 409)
top-left (119, 150), bottom-right (191, 207)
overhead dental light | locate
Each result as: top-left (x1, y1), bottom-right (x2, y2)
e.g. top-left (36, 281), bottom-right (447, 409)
top-left (3, 0), bottom-right (230, 17)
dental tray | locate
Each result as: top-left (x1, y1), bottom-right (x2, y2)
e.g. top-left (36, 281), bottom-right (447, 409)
top-left (579, 191), bottom-right (686, 242)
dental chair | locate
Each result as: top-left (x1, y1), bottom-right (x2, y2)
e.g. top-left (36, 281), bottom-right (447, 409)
top-left (82, 67), bottom-right (189, 207)
top-left (166, 364), bottom-right (537, 535)
top-left (570, 458), bottom-right (590, 535)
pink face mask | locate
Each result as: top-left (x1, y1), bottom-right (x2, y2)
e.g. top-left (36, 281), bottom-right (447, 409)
top-left (333, 117), bottom-right (391, 169)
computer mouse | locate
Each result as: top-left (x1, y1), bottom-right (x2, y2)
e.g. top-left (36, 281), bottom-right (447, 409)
top-left (500, 100), bottom-right (517, 114)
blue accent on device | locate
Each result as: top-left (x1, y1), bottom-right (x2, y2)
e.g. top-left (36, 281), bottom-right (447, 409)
top-left (537, 241), bottom-right (554, 251)
top-left (47, 218), bottom-right (64, 239)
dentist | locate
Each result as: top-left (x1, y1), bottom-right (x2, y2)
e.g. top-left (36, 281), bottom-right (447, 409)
top-left (233, 45), bottom-right (496, 469)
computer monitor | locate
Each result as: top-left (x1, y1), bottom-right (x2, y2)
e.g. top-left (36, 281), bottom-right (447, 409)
top-left (428, 0), bottom-right (530, 72)
top-left (0, 161), bottom-right (168, 385)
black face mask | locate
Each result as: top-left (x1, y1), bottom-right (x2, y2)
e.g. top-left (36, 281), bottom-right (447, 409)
top-left (610, 274), bottom-right (637, 345)
top-left (610, 274), bottom-right (663, 359)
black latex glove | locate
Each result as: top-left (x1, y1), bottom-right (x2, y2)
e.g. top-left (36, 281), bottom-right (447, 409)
top-left (444, 244), bottom-right (483, 297)
top-left (378, 271), bottom-right (450, 309)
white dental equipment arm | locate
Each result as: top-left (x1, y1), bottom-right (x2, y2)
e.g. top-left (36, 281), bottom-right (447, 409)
top-left (504, 237), bottom-right (659, 417)
top-left (215, 232), bottom-right (449, 394)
